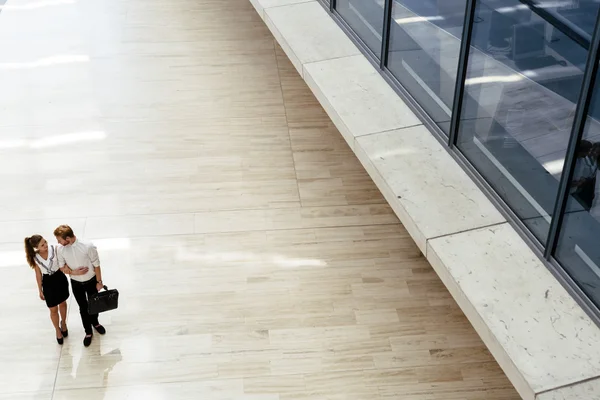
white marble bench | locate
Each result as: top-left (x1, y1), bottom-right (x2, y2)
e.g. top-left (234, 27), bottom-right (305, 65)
top-left (248, 0), bottom-right (600, 399)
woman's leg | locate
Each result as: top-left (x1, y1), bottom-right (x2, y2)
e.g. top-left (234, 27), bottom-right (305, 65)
top-left (58, 301), bottom-right (68, 331)
top-left (49, 306), bottom-right (62, 337)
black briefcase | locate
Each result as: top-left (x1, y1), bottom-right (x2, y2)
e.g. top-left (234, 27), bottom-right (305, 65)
top-left (88, 285), bottom-right (119, 314)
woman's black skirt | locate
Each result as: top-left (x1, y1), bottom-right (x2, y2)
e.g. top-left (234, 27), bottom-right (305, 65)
top-left (42, 270), bottom-right (69, 308)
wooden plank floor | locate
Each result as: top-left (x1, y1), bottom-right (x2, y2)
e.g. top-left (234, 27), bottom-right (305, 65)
top-left (0, 0), bottom-right (519, 398)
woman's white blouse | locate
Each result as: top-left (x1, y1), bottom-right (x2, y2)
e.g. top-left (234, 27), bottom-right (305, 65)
top-left (35, 245), bottom-right (60, 275)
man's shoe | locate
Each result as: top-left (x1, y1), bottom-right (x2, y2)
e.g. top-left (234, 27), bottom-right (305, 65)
top-left (94, 324), bottom-right (106, 335)
top-left (83, 334), bottom-right (93, 347)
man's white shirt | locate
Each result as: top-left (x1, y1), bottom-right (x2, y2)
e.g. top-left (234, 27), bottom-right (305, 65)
top-left (57, 239), bottom-right (100, 282)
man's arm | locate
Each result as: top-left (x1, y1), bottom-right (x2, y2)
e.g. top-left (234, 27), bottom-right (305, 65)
top-left (89, 244), bottom-right (103, 290)
top-left (58, 248), bottom-right (88, 276)
top-left (95, 266), bottom-right (103, 290)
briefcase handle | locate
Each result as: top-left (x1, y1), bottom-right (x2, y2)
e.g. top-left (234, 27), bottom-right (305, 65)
top-left (100, 285), bottom-right (109, 291)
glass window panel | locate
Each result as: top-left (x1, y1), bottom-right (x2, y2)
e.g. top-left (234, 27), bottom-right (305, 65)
top-left (387, 0), bottom-right (467, 134)
top-left (555, 62), bottom-right (600, 308)
top-left (456, 0), bottom-right (588, 243)
top-left (532, 0), bottom-right (600, 38)
top-left (337, 0), bottom-right (385, 57)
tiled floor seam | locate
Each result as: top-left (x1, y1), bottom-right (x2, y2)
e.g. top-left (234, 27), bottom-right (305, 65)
top-left (264, 14), bottom-right (301, 76)
top-left (0, 222), bottom-right (404, 244)
top-left (424, 221), bottom-right (508, 255)
top-left (352, 123), bottom-right (425, 141)
top-left (273, 38), bottom-right (304, 208)
top-left (536, 375), bottom-right (600, 397)
top-left (86, 222), bottom-right (404, 240)
top-left (49, 340), bottom-right (62, 400)
top-left (301, 53), bottom-right (362, 74)
top-left (0, 204), bottom-right (393, 224)
top-left (263, 0), bottom-right (317, 13)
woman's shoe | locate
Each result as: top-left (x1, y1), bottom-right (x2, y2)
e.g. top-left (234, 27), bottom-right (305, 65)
top-left (57, 336), bottom-right (64, 345)
top-left (60, 322), bottom-right (68, 338)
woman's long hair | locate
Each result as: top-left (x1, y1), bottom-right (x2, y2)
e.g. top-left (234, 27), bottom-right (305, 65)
top-left (24, 235), bottom-right (43, 269)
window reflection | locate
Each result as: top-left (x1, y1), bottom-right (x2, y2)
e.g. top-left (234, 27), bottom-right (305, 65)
top-left (337, 0), bottom-right (385, 57)
top-left (456, 0), bottom-right (591, 242)
top-left (387, 0), bottom-right (467, 134)
top-left (556, 70), bottom-right (600, 306)
top-left (533, 0), bottom-right (600, 37)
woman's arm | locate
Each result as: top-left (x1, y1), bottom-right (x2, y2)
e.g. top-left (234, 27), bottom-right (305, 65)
top-left (34, 266), bottom-right (44, 301)
top-left (59, 265), bottom-right (71, 275)
top-left (60, 265), bottom-right (89, 276)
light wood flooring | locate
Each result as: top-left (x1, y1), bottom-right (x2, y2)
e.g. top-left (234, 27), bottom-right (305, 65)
top-left (0, 0), bottom-right (519, 398)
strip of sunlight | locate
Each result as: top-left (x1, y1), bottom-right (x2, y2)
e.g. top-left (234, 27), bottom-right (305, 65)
top-left (535, 1), bottom-right (577, 9)
top-left (465, 75), bottom-right (523, 85)
top-left (0, 55), bottom-right (89, 70)
top-left (31, 131), bottom-right (106, 149)
top-left (271, 255), bottom-right (326, 268)
top-left (0, 139), bottom-right (27, 150)
top-left (0, 0), bottom-right (76, 9)
top-left (542, 159), bottom-right (565, 175)
top-left (0, 251), bottom-right (24, 267)
top-left (177, 249), bottom-right (327, 268)
top-left (523, 65), bottom-right (583, 81)
top-left (394, 15), bottom-right (444, 24)
top-left (575, 245), bottom-right (600, 280)
top-left (0, 131), bottom-right (106, 150)
top-left (496, 4), bottom-right (529, 13)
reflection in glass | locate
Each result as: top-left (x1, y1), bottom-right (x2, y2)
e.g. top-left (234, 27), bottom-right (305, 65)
top-left (556, 68), bottom-right (600, 308)
top-left (533, 0), bottom-right (600, 37)
top-left (336, 0), bottom-right (385, 57)
top-left (387, 0), bottom-right (466, 134)
top-left (456, 0), bottom-right (588, 243)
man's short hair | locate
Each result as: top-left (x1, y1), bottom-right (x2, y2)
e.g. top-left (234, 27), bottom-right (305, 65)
top-left (54, 225), bottom-right (75, 240)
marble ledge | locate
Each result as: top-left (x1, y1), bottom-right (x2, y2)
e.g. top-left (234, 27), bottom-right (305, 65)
top-left (354, 126), bottom-right (504, 253)
top-left (249, 0), bottom-right (315, 20)
top-left (263, 2), bottom-right (360, 77)
top-left (427, 224), bottom-right (600, 400)
top-left (303, 56), bottom-right (422, 149)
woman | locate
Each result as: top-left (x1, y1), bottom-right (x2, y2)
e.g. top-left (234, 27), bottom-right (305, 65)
top-left (24, 235), bottom-right (88, 344)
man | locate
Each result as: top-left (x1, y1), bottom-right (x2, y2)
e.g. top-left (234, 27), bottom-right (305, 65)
top-left (54, 225), bottom-right (106, 347)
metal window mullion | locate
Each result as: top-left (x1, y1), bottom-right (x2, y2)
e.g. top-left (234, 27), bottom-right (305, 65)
top-left (519, 0), bottom-right (590, 50)
top-left (379, 0), bottom-right (394, 68)
top-left (330, 0), bottom-right (336, 13)
top-left (545, 13), bottom-right (600, 258)
top-left (447, 0), bottom-right (477, 147)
